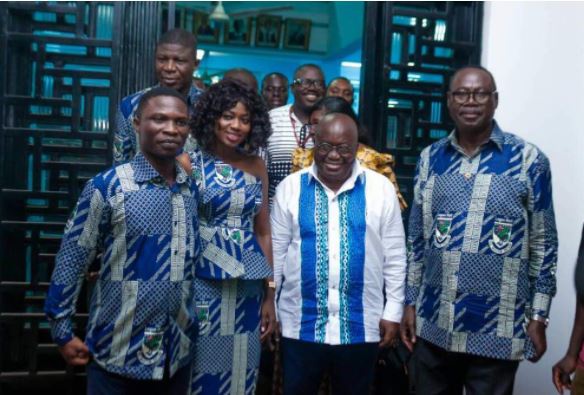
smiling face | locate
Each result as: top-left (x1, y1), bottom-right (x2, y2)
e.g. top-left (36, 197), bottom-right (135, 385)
top-left (214, 101), bottom-right (251, 150)
top-left (133, 95), bottom-right (190, 162)
top-left (313, 113), bottom-right (358, 191)
top-left (447, 68), bottom-right (498, 136)
top-left (292, 66), bottom-right (325, 113)
top-left (155, 43), bottom-right (198, 96)
top-left (326, 78), bottom-right (354, 105)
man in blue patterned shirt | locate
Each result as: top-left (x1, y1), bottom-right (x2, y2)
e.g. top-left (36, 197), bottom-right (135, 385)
top-left (45, 87), bottom-right (199, 394)
top-left (113, 28), bottom-right (202, 166)
top-left (401, 66), bottom-right (558, 394)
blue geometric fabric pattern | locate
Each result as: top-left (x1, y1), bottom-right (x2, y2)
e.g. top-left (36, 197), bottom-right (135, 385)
top-left (405, 121), bottom-right (558, 360)
top-left (188, 148), bottom-right (272, 280)
top-left (190, 279), bottom-right (263, 395)
top-left (339, 181), bottom-right (366, 344)
top-left (44, 153), bottom-right (200, 379)
top-left (296, 172), bottom-right (368, 344)
top-left (187, 148), bottom-right (271, 394)
top-left (112, 84), bottom-right (202, 165)
top-left (298, 176), bottom-right (329, 343)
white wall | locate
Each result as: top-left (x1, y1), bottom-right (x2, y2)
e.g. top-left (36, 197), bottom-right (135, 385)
top-left (482, 2), bottom-right (584, 393)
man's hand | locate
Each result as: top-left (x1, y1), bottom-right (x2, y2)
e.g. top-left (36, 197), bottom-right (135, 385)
top-left (552, 355), bottom-right (576, 394)
top-left (58, 336), bottom-right (90, 366)
top-left (527, 320), bottom-right (547, 362)
top-left (260, 288), bottom-right (277, 343)
top-left (379, 320), bottom-right (399, 348)
top-left (401, 305), bottom-right (417, 352)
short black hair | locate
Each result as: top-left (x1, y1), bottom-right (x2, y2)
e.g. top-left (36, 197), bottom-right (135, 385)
top-left (261, 72), bottom-right (288, 89)
top-left (223, 68), bottom-right (258, 91)
top-left (191, 79), bottom-right (271, 154)
top-left (328, 76), bottom-right (353, 89)
top-left (311, 96), bottom-right (370, 145)
top-left (293, 63), bottom-right (325, 81)
top-left (157, 28), bottom-right (197, 57)
top-left (449, 65), bottom-right (497, 91)
top-left (135, 87), bottom-right (188, 119)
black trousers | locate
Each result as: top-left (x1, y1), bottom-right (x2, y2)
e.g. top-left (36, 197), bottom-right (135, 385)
top-left (281, 337), bottom-right (379, 395)
top-left (413, 339), bottom-right (519, 395)
top-left (86, 361), bottom-right (190, 395)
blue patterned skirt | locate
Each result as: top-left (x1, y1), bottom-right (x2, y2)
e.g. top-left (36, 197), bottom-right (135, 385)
top-left (190, 278), bottom-right (263, 395)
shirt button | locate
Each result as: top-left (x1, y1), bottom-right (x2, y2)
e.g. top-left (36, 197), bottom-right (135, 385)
top-left (464, 172), bottom-right (472, 179)
top-left (174, 250), bottom-right (178, 255)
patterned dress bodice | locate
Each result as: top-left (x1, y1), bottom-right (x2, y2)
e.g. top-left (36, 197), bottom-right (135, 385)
top-left (189, 148), bottom-right (272, 280)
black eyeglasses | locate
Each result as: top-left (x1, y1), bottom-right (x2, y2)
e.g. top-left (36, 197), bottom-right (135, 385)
top-left (449, 90), bottom-right (497, 104)
top-left (316, 142), bottom-right (354, 156)
top-left (292, 78), bottom-right (325, 89)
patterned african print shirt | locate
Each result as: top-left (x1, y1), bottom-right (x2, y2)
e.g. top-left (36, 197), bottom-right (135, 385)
top-left (45, 153), bottom-right (200, 380)
top-left (113, 85), bottom-right (202, 166)
top-left (405, 121), bottom-right (558, 361)
top-left (272, 161), bottom-right (407, 345)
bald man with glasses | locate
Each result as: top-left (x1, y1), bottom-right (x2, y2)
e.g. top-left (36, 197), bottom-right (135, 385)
top-left (402, 66), bottom-right (558, 395)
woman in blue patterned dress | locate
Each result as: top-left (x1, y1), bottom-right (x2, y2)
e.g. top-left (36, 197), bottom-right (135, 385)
top-left (185, 79), bottom-right (276, 394)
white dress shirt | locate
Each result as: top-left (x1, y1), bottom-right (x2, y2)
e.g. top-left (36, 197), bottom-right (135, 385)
top-left (271, 161), bottom-right (406, 344)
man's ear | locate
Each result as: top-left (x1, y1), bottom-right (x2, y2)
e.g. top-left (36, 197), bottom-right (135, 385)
top-left (492, 91), bottom-right (499, 110)
top-left (132, 115), bottom-right (140, 132)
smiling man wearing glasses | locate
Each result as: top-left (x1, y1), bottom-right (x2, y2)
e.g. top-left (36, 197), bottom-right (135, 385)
top-left (271, 112), bottom-right (407, 395)
top-left (402, 66), bottom-right (558, 395)
top-left (266, 64), bottom-right (326, 199)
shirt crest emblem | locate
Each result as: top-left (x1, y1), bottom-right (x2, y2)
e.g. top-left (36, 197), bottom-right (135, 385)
top-left (433, 214), bottom-right (453, 248)
top-left (221, 228), bottom-right (243, 245)
top-left (137, 327), bottom-right (164, 365)
top-left (214, 163), bottom-right (235, 188)
top-left (196, 302), bottom-right (210, 335)
top-left (489, 220), bottom-right (513, 254)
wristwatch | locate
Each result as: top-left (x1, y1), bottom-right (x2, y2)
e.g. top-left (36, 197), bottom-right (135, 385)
top-left (531, 313), bottom-right (549, 327)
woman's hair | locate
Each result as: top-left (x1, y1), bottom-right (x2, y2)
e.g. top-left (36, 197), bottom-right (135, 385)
top-left (191, 79), bottom-right (271, 154)
top-left (311, 96), bottom-right (370, 145)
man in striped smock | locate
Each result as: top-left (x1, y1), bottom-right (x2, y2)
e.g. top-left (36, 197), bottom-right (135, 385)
top-left (45, 87), bottom-right (199, 394)
top-left (271, 113), bottom-right (407, 394)
top-left (401, 66), bottom-right (558, 395)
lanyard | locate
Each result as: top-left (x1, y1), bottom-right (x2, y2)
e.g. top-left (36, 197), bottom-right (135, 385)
top-left (289, 107), bottom-right (310, 149)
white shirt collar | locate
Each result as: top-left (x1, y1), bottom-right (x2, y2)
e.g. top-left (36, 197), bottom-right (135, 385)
top-left (307, 160), bottom-right (365, 196)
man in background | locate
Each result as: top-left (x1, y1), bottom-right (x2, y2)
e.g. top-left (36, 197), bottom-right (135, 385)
top-left (262, 72), bottom-right (289, 110)
top-left (223, 67), bottom-right (259, 92)
top-left (267, 63), bottom-right (325, 199)
top-left (113, 28), bottom-right (201, 165)
top-left (326, 76), bottom-right (354, 106)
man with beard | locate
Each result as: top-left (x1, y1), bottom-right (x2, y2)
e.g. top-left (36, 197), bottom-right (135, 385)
top-left (266, 64), bottom-right (325, 199)
top-left (113, 29), bottom-right (202, 165)
top-left (402, 66), bottom-right (558, 394)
